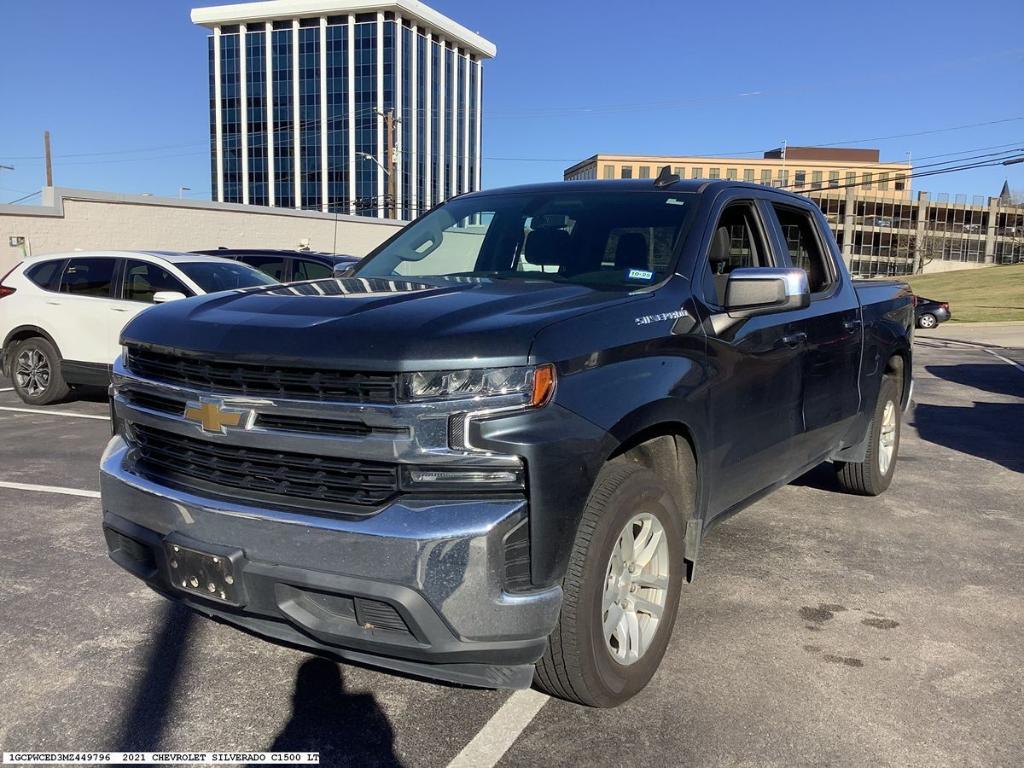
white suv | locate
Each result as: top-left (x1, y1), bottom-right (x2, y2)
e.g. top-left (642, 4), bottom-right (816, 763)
top-left (0, 250), bottom-right (276, 404)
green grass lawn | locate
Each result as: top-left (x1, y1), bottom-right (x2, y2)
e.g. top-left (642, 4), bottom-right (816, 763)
top-left (904, 263), bottom-right (1024, 323)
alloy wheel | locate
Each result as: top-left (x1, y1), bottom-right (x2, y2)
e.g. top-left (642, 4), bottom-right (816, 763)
top-left (15, 348), bottom-right (50, 397)
top-left (602, 513), bottom-right (670, 665)
top-left (878, 399), bottom-right (897, 475)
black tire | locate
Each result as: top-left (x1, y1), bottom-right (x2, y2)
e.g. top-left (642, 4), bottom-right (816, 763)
top-left (10, 337), bottom-right (70, 405)
top-left (917, 313), bottom-right (937, 329)
top-left (534, 461), bottom-right (688, 707)
top-left (835, 376), bottom-right (900, 496)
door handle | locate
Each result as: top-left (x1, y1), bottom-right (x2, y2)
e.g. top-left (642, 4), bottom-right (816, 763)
top-left (46, 300), bottom-right (61, 306)
top-left (780, 332), bottom-right (807, 348)
top-left (843, 319), bottom-right (862, 333)
top-left (110, 307), bottom-right (131, 312)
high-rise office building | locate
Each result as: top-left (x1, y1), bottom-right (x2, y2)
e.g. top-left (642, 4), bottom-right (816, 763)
top-left (192, 0), bottom-right (496, 219)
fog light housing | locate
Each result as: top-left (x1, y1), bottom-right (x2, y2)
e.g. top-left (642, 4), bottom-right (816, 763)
top-left (400, 465), bottom-right (524, 491)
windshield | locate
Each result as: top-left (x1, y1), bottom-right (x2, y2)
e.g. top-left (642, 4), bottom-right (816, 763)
top-left (178, 261), bottom-right (278, 293)
top-left (355, 189), bottom-right (696, 288)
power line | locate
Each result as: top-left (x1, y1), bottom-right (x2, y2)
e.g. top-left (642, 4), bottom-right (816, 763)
top-left (776, 154), bottom-right (1024, 193)
top-left (0, 140), bottom-right (208, 162)
top-left (5, 190), bottom-right (42, 205)
top-left (912, 140), bottom-right (1024, 161)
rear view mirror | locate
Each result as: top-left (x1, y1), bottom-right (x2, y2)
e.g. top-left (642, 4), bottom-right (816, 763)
top-left (333, 263), bottom-right (358, 279)
top-left (152, 291), bottom-right (187, 304)
top-left (724, 268), bottom-right (809, 318)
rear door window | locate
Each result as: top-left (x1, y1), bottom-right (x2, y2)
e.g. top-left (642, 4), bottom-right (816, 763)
top-left (122, 260), bottom-right (190, 303)
top-left (59, 257), bottom-right (116, 298)
top-left (24, 260), bottom-right (66, 291)
top-left (241, 255), bottom-right (290, 282)
top-left (770, 205), bottom-right (834, 294)
top-left (293, 258), bottom-right (333, 281)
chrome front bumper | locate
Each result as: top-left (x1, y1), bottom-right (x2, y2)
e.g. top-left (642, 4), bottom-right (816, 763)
top-left (100, 437), bottom-right (561, 689)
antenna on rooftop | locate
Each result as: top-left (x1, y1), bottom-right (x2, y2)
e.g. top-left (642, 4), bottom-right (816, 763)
top-left (654, 165), bottom-right (680, 188)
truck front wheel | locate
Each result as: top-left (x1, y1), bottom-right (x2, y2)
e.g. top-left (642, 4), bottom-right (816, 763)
top-left (534, 463), bottom-right (685, 707)
top-left (835, 375), bottom-right (901, 496)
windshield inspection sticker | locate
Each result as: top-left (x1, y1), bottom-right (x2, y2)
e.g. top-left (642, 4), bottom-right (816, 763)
top-left (635, 309), bottom-right (689, 326)
top-left (627, 269), bottom-right (655, 281)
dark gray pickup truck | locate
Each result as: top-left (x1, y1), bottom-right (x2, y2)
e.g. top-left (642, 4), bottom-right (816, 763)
top-left (101, 176), bottom-right (914, 706)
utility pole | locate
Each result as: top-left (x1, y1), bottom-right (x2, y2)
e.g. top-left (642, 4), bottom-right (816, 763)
top-left (384, 109), bottom-right (397, 220)
top-left (44, 130), bottom-right (53, 187)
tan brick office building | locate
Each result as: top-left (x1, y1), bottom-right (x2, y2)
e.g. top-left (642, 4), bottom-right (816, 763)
top-left (564, 148), bottom-right (1023, 276)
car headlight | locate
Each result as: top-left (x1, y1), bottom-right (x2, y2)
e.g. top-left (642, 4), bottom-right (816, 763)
top-left (401, 364), bottom-right (555, 406)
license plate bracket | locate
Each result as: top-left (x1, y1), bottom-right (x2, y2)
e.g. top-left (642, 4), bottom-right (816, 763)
top-left (163, 536), bottom-right (246, 606)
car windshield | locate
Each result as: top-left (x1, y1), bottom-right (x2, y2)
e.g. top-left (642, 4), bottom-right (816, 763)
top-left (177, 261), bottom-right (278, 293)
top-left (355, 189), bottom-right (697, 288)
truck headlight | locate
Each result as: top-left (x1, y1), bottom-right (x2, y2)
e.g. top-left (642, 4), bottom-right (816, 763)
top-left (401, 364), bottom-right (555, 406)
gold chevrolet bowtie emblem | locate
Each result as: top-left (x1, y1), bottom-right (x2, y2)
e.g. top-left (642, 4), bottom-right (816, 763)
top-left (183, 400), bottom-right (248, 433)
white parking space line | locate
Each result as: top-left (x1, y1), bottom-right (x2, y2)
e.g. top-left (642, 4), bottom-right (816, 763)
top-left (0, 387), bottom-right (12, 392)
top-left (0, 480), bottom-right (100, 499)
top-left (446, 689), bottom-right (549, 768)
top-left (0, 405), bottom-right (109, 420)
top-left (985, 347), bottom-right (1024, 375)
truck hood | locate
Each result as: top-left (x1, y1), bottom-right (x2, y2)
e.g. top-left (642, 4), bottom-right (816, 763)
top-left (121, 276), bottom-right (644, 370)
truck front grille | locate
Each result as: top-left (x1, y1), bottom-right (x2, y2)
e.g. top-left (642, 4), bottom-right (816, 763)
top-left (125, 346), bottom-right (398, 403)
top-left (128, 423), bottom-right (399, 512)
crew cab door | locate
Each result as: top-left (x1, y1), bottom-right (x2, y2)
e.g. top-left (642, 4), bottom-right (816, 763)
top-left (761, 200), bottom-right (862, 466)
top-left (696, 197), bottom-right (806, 516)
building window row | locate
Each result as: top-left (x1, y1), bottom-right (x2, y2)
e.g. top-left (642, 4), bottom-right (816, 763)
top-left (586, 163), bottom-right (908, 194)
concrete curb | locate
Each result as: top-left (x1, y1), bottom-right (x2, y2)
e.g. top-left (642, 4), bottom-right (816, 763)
top-left (946, 321), bottom-right (1024, 327)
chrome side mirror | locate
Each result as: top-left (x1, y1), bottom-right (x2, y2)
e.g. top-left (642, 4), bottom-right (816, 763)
top-left (724, 268), bottom-right (809, 318)
top-left (333, 262), bottom-right (358, 279)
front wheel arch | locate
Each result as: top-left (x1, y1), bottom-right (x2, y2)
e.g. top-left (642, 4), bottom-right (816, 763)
top-left (604, 421), bottom-right (702, 581)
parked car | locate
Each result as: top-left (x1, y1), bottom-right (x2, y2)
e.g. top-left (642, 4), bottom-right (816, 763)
top-left (103, 177), bottom-right (913, 707)
top-left (914, 296), bottom-right (951, 329)
top-left (0, 251), bottom-right (276, 404)
top-left (192, 249), bottom-right (361, 282)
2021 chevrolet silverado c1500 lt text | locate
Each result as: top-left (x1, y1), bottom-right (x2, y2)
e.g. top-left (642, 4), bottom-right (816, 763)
top-left (101, 176), bottom-right (913, 707)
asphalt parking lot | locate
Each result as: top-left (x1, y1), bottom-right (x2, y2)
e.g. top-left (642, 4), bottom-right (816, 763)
top-left (0, 331), bottom-right (1022, 767)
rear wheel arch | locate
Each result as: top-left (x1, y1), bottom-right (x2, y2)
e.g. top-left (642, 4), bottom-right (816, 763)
top-left (885, 348), bottom-right (911, 407)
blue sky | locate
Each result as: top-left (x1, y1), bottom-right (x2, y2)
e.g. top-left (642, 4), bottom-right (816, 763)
top-left (1, 0), bottom-right (1022, 204)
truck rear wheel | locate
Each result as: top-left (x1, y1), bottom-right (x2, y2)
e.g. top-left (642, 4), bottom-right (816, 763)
top-left (835, 375), bottom-right (900, 496)
top-left (534, 462), bottom-right (685, 707)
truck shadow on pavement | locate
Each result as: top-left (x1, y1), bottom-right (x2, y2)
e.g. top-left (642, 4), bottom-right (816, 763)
top-left (924, 363), bottom-right (1024, 399)
top-left (911, 401), bottom-right (1023, 473)
top-left (111, 602), bottom-right (402, 766)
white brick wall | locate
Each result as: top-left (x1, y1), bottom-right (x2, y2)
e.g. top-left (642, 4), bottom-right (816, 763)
top-left (0, 188), bottom-right (404, 272)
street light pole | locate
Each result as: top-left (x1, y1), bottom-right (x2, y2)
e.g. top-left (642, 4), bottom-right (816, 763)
top-left (178, 186), bottom-right (192, 199)
top-left (358, 151), bottom-right (393, 217)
